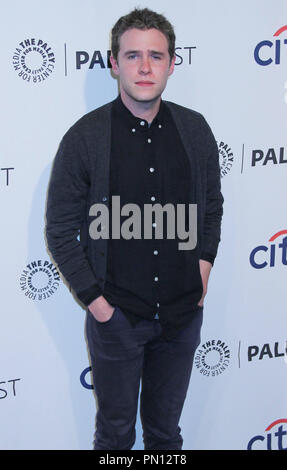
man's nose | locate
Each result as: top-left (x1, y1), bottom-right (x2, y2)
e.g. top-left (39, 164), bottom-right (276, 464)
top-left (139, 56), bottom-right (152, 74)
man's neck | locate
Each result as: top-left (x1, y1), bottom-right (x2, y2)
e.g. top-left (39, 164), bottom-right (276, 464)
top-left (120, 92), bottom-right (161, 124)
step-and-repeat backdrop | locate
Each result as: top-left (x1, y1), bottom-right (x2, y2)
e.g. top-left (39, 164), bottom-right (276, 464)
top-left (1, 0), bottom-right (286, 450)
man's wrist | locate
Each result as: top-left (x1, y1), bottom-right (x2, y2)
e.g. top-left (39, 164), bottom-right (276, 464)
top-left (77, 283), bottom-right (103, 306)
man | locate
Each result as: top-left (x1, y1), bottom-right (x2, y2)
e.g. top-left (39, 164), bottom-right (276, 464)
top-left (46, 8), bottom-right (223, 450)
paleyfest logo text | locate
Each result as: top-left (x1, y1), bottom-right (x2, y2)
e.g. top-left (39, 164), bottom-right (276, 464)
top-left (88, 196), bottom-right (197, 250)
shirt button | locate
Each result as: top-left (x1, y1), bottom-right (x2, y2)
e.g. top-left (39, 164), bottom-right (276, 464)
top-left (154, 276), bottom-right (159, 282)
top-left (140, 120), bottom-right (145, 126)
top-left (152, 222), bottom-right (157, 228)
top-left (102, 196), bottom-right (108, 202)
top-left (157, 302), bottom-right (160, 308)
top-left (149, 167), bottom-right (155, 173)
top-left (158, 124), bottom-right (162, 129)
top-left (147, 138), bottom-right (152, 143)
top-left (132, 128), bottom-right (136, 133)
top-left (153, 250), bottom-right (158, 255)
top-left (151, 196), bottom-right (155, 201)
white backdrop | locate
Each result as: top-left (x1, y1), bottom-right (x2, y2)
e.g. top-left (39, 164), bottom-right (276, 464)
top-left (1, 0), bottom-right (286, 450)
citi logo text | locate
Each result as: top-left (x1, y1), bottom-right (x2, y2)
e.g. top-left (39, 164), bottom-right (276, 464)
top-left (247, 419), bottom-right (287, 450)
top-left (249, 230), bottom-right (287, 269)
top-left (254, 25), bottom-right (287, 66)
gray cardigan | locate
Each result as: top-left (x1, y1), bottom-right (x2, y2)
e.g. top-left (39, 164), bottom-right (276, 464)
top-left (45, 99), bottom-right (223, 306)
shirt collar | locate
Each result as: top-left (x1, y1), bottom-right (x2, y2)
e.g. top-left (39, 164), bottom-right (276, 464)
top-left (113, 94), bottom-right (165, 131)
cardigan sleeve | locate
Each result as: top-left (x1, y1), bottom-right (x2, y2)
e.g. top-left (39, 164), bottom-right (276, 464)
top-left (200, 118), bottom-right (224, 265)
top-left (164, 101), bottom-right (224, 265)
top-left (45, 127), bottom-right (103, 305)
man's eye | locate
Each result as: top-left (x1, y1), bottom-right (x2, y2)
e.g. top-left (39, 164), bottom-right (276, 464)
top-left (127, 54), bottom-right (137, 60)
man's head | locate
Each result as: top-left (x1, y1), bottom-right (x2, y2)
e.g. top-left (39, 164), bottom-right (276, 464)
top-left (110, 8), bottom-right (176, 112)
top-left (111, 8), bottom-right (176, 64)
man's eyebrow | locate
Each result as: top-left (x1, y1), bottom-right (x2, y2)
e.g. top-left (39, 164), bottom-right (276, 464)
top-left (123, 50), bottom-right (140, 56)
top-left (149, 50), bottom-right (165, 55)
top-left (123, 50), bottom-right (165, 56)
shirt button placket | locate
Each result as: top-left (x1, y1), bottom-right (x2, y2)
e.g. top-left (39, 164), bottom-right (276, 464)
top-left (144, 119), bottom-right (160, 321)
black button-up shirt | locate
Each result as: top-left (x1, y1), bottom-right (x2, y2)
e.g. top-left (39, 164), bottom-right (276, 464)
top-left (103, 95), bottom-right (203, 340)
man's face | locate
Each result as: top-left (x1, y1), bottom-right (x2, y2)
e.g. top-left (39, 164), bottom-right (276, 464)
top-left (110, 28), bottom-right (175, 106)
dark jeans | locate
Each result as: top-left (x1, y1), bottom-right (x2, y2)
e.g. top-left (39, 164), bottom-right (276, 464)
top-left (86, 305), bottom-right (203, 450)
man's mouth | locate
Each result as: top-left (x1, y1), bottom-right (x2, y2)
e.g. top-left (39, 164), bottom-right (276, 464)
top-left (135, 81), bottom-right (155, 87)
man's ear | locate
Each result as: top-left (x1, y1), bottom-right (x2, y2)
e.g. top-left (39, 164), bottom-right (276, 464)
top-left (168, 55), bottom-right (176, 77)
top-left (110, 55), bottom-right (119, 75)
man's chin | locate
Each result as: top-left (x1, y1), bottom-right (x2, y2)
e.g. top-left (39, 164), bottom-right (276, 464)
top-left (127, 91), bottom-right (162, 104)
